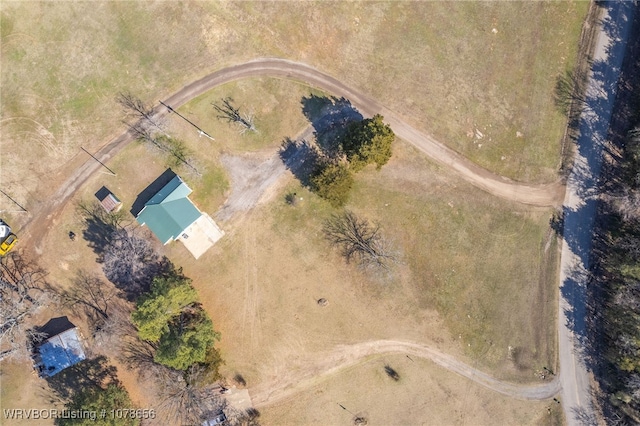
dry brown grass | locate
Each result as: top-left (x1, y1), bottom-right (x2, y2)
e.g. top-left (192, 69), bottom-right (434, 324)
top-left (348, 141), bottom-right (559, 379)
top-left (0, 2), bottom-right (585, 420)
top-left (3, 78), bottom-right (560, 423)
top-left (259, 354), bottom-right (563, 426)
top-left (1, 2), bottom-right (587, 232)
top-left (0, 359), bottom-right (58, 426)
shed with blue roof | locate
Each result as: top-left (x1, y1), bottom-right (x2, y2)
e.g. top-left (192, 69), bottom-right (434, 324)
top-left (34, 317), bottom-right (86, 377)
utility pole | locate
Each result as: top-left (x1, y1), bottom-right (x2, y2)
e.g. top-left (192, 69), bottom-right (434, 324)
top-left (81, 147), bottom-right (116, 176)
top-left (159, 100), bottom-right (215, 141)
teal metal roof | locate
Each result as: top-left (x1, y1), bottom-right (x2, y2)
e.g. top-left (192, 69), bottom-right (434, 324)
top-left (136, 176), bottom-right (202, 244)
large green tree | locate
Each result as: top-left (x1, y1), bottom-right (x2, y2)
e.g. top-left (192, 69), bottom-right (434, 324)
top-left (154, 307), bottom-right (219, 371)
top-left (341, 114), bottom-right (394, 172)
top-left (131, 276), bottom-right (198, 342)
top-left (56, 384), bottom-right (139, 426)
top-left (310, 162), bottom-right (354, 207)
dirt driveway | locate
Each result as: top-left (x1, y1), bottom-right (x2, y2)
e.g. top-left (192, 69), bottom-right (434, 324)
top-left (18, 58), bottom-right (565, 253)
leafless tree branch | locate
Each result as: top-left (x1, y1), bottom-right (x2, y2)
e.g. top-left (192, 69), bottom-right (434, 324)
top-left (0, 253), bottom-right (53, 361)
top-left (213, 97), bottom-right (256, 133)
top-left (323, 210), bottom-right (397, 271)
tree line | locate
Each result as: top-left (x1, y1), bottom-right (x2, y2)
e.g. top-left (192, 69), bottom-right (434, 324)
top-left (595, 122), bottom-right (640, 423)
top-left (73, 203), bottom-right (229, 425)
top-left (0, 200), bottom-right (248, 425)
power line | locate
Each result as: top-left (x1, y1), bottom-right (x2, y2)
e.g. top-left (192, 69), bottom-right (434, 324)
top-left (337, 403), bottom-right (355, 416)
top-left (159, 100), bottom-right (215, 140)
top-left (0, 190), bottom-right (27, 213)
top-left (81, 147), bottom-right (116, 176)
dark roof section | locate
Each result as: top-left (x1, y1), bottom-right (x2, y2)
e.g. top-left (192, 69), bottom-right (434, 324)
top-left (37, 316), bottom-right (76, 339)
top-left (130, 168), bottom-right (177, 217)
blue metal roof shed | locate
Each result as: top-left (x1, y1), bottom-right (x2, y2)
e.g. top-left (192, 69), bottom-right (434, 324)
top-left (37, 327), bottom-right (86, 377)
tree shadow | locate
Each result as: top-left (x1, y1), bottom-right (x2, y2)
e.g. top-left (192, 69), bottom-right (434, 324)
top-left (279, 137), bottom-right (321, 187)
top-left (568, 1), bottom-right (639, 201)
top-left (559, 2), bottom-right (640, 423)
top-left (300, 94), bottom-right (363, 159)
top-left (571, 405), bottom-right (598, 426)
top-left (280, 95), bottom-right (364, 189)
top-left (79, 202), bottom-right (121, 258)
top-left (45, 356), bottom-right (119, 401)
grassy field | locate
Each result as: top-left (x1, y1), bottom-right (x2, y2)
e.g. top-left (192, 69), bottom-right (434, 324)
top-left (230, 1), bottom-right (588, 183)
top-left (1, 1), bottom-right (587, 230)
top-left (170, 137), bottom-right (557, 385)
top-left (259, 354), bottom-right (563, 426)
top-left (0, 2), bottom-right (584, 423)
top-left (3, 77), bottom-right (561, 423)
top-left (349, 142), bottom-right (559, 376)
top-left (177, 78), bottom-right (321, 153)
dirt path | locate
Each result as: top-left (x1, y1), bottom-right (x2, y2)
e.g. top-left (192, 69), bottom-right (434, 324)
top-left (249, 339), bottom-right (560, 408)
top-left (557, 3), bottom-right (637, 425)
top-left (20, 57), bottom-right (564, 252)
top-left (15, 58), bottom-right (567, 406)
top-left (164, 59), bottom-right (565, 207)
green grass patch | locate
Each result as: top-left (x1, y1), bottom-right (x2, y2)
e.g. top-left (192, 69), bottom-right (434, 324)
top-left (178, 78), bottom-right (321, 154)
top-left (189, 164), bottom-right (229, 213)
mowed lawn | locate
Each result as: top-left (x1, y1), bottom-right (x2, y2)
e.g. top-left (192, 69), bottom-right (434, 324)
top-left (1, 1), bottom-right (587, 229)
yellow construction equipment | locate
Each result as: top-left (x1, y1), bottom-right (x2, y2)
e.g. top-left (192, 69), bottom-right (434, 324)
top-left (0, 220), bottom-right (17, 256)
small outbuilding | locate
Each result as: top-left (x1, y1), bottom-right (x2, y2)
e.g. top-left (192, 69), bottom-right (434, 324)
top-left (95, 186), bottom-right (122, 213)
top-left (34, 316), bottom-right (86, 377)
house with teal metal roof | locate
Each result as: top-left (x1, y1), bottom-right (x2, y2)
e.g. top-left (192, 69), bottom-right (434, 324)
top-left (136, 175), bottom-right (203, 244)
top-left (136, 173), bottom-right (224, 258)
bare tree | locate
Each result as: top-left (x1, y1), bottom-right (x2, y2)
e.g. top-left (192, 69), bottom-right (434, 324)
top-left (118, 92), bottom-right (201, 176)
top-left (117, 92), bottom-right (165, 132)
top-left (224, 406), bottom-right (261, 426)
top-left (554, 69), bottom-right (588, 117)
top-left (120, 337), bottom-right (161, 374)
top-left (156, 366), bottom-right (226, 425)
top-left (0, 252), bottom-right (52, 361)
top-left (102, 228), bottom-right (159, 299)
top-left (59, 271), bottom-right (118, 333)
top-left (605, 190), bottom-right (640, 222)
top-left (213, 97), bottom-right (256, 133)
top-left (120, 338), bottom-right (226, 424)
top-left (323, 210), bottom-right (397, 271)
